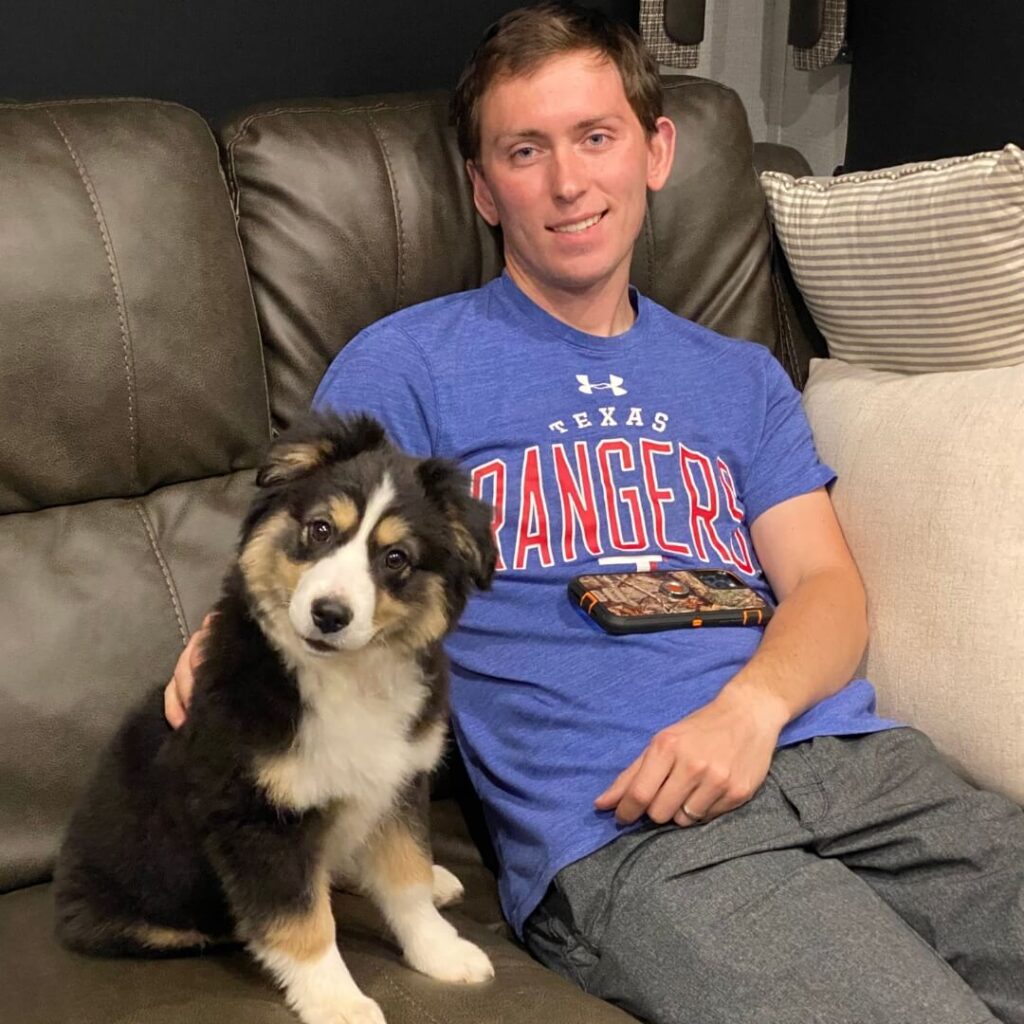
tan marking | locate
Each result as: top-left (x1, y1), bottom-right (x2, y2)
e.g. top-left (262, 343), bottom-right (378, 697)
top-left (364, 818), bottom-right (432, 891)
top-left (405, 575), bottom-right (450, 649)
top-left (255, 751), bottom-right (328, 810)
top-left (240, 511), bottom-right (307, 613)
top-left (372, 587), bottom-right (409, 635)
top-left (255, 760), bottom-right (295, 809)
top-left (373, 514), bottom-right (411, 549)
top-left (375, 575), bottom-right (449, 652)
top-left (128, 923), bottom-right (212, 949)
top-left (264, 439), bottom-right (333, 484)
top-left (329, 495), bottom-right (359, 534)
top-left (262, 873), bottom-right (335, 962)
top-left (450, 520), bottom-right (482, 573)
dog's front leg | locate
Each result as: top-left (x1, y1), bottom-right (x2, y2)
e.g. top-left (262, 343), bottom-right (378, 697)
top-left (356, 815), bottom-right (494, 984)
top-left (208, 839), bottom-right (385, 1024)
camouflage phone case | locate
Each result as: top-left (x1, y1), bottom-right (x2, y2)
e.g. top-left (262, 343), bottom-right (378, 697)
top-left (568, 569), bottom-right (773, 635)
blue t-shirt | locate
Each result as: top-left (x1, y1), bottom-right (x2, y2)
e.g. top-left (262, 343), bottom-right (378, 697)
top-left (314, 272), bottom-right (898, 936)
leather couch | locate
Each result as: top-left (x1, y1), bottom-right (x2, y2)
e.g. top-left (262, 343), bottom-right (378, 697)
top-left (0, 78), bottom-right (817, 1023)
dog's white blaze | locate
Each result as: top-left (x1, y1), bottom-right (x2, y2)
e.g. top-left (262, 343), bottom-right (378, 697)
top-left (260, 645), bottom-right (442, 826)
top-left (289, 475), bottom-right (397, 650)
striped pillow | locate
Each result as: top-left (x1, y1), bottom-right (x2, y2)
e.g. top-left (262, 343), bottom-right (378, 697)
top-left (761, 145), bottom-right (1024, 373)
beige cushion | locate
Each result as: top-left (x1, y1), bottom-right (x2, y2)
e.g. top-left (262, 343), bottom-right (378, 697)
top-left (762, 145), bottom-right (1024, 373)
top-left (802, 357), bottom-right (1024, 804)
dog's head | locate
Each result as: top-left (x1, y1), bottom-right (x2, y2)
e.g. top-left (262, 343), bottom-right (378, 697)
top-left (239, 412), bottom-right (496, 660)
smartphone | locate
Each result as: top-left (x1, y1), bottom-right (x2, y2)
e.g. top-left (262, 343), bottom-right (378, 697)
top-left (568, 568), bottom-right (774, 635)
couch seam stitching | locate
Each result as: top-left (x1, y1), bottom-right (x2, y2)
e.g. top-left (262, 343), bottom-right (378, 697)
top-left (364, 110), bottom-right (407, 311)
top-left (133, 500), bottom-right (190, 647)
top-left (46, 107), bottom-right (142, 493)
top-left (220, 98), bottom-right (440, 154)
top-left (378, 974), bottom-right (448, 1024)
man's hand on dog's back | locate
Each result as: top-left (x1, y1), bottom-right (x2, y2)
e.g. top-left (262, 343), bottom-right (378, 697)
top-left (165, 612), bottom-right (215, 729)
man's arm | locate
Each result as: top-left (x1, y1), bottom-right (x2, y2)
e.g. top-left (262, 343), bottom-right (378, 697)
top-left (594, 487), bottom-right (867, 827)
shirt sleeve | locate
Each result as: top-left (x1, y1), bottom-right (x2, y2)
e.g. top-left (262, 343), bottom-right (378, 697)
top-left (311, 321), bottom-right (438, 458)
top-left (742, 351), bottom-right (837, 525)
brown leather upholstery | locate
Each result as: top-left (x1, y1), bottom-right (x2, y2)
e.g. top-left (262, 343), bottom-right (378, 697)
top-left (0, 79), bottom-right (811, 1023)
top-left (221, 77), bottom-right (812, 430)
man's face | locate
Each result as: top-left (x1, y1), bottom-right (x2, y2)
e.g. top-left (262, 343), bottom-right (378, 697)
top-left (468, 49), bottom-right (675, 299)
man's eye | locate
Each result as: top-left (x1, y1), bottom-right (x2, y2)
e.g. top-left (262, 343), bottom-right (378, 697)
top-left (587, 132), bottom-right (609, 146)
top-left (384, 549), bottom-right (409, 571)
top-left (307, 519), bottom-right (334, 545)
top-left (511, 146), bottom-right (535, 161)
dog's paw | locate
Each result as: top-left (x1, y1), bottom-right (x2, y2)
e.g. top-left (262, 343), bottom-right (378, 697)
top-left (329, 995), bottom-right (387, 1024)
top-left (407, 934), bottom-right (494, 984)
top-left (431, 864), bottom-right (465, 908)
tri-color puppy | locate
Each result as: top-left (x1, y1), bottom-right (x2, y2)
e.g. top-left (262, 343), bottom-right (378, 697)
top-left (54, 413), bottom-right (498, 1024)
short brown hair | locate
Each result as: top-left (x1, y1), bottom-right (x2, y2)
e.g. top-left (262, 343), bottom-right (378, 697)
top-left (451, 2), bottom-right (663, 162)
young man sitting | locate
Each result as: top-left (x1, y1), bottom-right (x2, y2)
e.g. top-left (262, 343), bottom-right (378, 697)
top-left (167, 5), bottom-right (1024, 1022)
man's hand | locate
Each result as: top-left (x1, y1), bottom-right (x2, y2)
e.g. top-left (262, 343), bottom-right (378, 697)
top-left (594, 683), bottom-right (788, 827)
top-left (164, 612), bottom-right (216, 729)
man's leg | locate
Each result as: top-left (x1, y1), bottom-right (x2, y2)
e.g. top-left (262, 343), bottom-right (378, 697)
top-left (786, 728), bottom-right (1024, 1024)
top-left (524, 770), bottom-right (999, 1024)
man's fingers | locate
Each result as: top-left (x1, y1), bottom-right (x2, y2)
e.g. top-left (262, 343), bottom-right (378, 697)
top-left (674, 774), bottom-right (757, 827)
top-left (187, 612), bottom-right (216, 672)
top-left (612, 750), bottom-right (672, 825)
top-left (164, 612), bottom-right (217, 730)
top-left (646, 769), bottom-right (700, 825)
top-left (164, 677), bottom-right (186, 730)
top-left (594, 758), bottom-right (640, 809)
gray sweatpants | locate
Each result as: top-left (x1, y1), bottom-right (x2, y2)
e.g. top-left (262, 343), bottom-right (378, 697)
top-left (523, 728), bottom-right (1024, 1024)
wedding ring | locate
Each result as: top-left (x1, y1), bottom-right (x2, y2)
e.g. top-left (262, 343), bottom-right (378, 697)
top-left (681, 804), bottom-right (707, 823)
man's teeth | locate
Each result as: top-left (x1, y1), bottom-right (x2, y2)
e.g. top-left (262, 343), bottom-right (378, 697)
top-left (552, 213), bottom-right (602, 233)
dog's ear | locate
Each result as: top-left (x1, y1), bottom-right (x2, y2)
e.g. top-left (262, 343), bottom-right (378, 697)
top-left (417, 457), bottom-right (497, 590)
top-left (256, 412), bottom-right (387, 488)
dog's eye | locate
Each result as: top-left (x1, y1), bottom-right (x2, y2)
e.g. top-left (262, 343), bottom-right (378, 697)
top-left (384, 548), bottom-right (409, 571)
top-left (307, 519), bottom-right (334, 545)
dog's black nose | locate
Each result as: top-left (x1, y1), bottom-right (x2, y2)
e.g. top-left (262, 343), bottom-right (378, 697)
top-left (311, 598), bottom-right (352, 634)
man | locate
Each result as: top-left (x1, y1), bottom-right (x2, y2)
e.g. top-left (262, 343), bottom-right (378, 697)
top-left (167, 5), bottom-right (1024, 1022)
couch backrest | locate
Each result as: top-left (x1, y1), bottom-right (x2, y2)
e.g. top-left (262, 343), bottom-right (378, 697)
top-left (0, 99), bottom-right (269, 891)
top-left (0, 78), bottom-right (807, 893)
top-left (220, 77), bottom-right (805, 430)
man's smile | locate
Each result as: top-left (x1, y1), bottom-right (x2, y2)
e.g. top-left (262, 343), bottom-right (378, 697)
top-left (548, 210), bottom-right (607, 234)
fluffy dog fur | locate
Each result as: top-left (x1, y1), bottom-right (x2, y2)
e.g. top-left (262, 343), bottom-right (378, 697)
top-left (53, 413), bottom-right (497, 1024)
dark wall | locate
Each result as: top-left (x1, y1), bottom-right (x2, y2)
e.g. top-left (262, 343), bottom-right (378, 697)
top-left (845, 0), bottom-right (1024, 171)
top-left (1, 0), bottom-right (636, 123)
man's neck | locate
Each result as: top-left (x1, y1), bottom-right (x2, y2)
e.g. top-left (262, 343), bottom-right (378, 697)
top-left (505, 262), bottom-right (635, 337)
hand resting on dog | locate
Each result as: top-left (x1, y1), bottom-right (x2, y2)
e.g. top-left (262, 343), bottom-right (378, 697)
top-left (164, 613), bottom-right (214, 729)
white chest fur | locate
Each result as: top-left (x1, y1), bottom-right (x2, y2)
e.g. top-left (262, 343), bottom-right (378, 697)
top-left (256, 646), bottom-right (445, 828)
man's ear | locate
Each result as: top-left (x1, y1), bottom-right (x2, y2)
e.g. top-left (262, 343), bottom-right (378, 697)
top-left (466, 159), bottom-right (501, 227)
top-left (645, 116), bottom-right (677, 193)
top-left (417, 457), bottom-right (497, 589)
top-left (256, 412), bottom-right (387, 488)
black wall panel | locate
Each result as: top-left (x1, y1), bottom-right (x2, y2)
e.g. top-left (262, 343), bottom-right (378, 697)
top-left (845, 0), bottom-right (1024, 171)
top-left (1, 0), bottom-right (636, 121)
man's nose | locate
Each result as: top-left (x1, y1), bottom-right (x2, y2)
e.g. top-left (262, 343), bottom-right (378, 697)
top-left (551, 146), bottom-right (587, 203)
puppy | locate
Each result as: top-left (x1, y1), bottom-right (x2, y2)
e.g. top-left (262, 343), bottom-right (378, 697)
top-left (54, 412), bottom-right (497, 1024)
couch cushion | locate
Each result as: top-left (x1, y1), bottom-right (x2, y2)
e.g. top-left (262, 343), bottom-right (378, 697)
top-left (220, 77), bottom-right (795, 429)
top-left (801, 358), bottom-right (1024, 803)
top-left (762, 144), bottom-right (1024, 373)
top-left (0, 99), bottom-right (270, 514)
top-left (0, 799), bottom-right (635, 1024)
top-left (0, 472), bottom-right (255, 892)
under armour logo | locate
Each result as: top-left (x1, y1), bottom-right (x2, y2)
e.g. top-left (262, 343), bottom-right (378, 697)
top-left (576, 374), bottom-right (627, 397)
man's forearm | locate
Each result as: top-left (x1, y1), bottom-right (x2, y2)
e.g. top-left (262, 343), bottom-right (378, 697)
top-left (719, 566), bottom-right (869, 729)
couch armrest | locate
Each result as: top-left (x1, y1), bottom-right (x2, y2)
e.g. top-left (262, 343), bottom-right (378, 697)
top-left (754, 142), bottom-right (813, 179)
